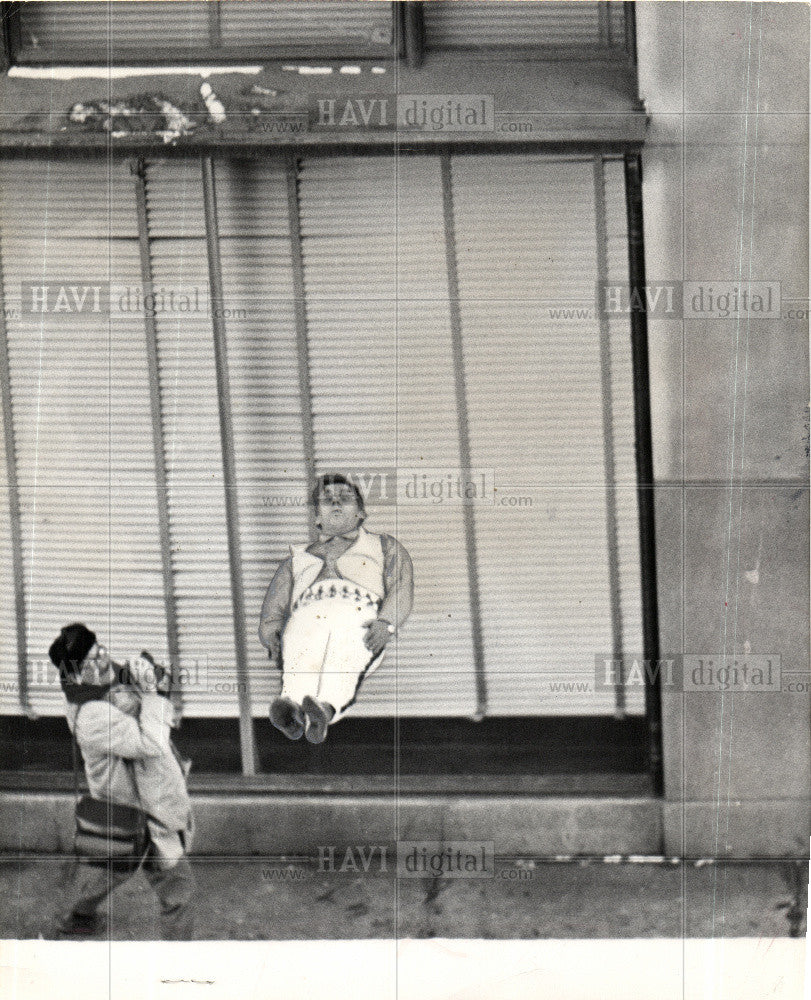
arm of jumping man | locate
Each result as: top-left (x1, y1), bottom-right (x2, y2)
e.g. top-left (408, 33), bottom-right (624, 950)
top-left (365, 535), bottom-right (414, 656)
top-left (259, 556), bottom-right (294, 665)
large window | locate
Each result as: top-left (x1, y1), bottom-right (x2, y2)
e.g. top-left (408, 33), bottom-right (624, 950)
top-left (0, 151), bottom-right (645, 735)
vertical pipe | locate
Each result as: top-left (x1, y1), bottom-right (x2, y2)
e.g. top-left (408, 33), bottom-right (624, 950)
top-left (285, 153), bottom-right (318, 541)
top-left (132, 158), bottom-right (183, 717)
top-left (624, 153), bottom-right (663, 795)
top-left (0, 220), bottom-right (30, 714)
top-left (440, 153), bottom-right (488, 721)
top-left (201, 154), bottom-right (257, 776)
top-left (593, 155), bottom-right (626, 718)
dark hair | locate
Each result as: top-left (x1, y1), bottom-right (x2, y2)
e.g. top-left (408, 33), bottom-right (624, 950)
top-left (310, 473), bottom-right (366, 514)
top-left (49, 623), bottom-right (112, 705)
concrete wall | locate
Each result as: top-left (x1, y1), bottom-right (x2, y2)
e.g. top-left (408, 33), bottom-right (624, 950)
top-left (638, 1), bottom-right (810, 856)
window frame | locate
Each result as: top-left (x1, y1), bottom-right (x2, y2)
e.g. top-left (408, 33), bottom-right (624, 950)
top-left (0, 140), bottom-right (662, 794)
top-left (1, 1), bottom-right (637, 70)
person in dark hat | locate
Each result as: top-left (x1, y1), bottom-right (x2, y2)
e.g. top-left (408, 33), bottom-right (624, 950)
top-left (50, 623), bottom-right (195, 940)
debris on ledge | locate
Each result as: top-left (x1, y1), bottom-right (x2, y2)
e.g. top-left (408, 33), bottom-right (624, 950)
top-left (67, 93), bottom-right (199, 143)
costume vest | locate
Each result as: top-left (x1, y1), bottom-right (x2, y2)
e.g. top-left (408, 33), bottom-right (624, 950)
top-left (290, 526), bottom-right (385, 604)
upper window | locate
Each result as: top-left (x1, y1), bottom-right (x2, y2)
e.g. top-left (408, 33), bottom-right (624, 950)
top-left (10, 1), bottom-right (397, 64)
top-left (423, 1), bottom-right (633, 58)
top-left (5, 1), bottom-right (634, 67)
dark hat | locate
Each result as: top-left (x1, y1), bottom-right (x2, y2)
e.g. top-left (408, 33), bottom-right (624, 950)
top-left (49, 623), bottom-right (97, 674)
top-left (49, 623), bottom-right (115, 706)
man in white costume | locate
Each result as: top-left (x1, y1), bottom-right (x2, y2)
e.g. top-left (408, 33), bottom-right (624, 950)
top-left (259, 474), bottom-right (414, 743)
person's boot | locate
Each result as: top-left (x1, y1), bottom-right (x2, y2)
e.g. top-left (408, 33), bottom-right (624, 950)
top-left (269, 696), bottom-right (305, 740)
top-left (55, 910), bottom-right (103, 939)
top-left (301, 695), bottom-right (335, 744)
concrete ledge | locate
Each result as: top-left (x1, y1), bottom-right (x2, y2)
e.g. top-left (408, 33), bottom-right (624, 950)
top-left (0, 792), bottom-right (662, 855)
top-left (10, 792), bottom-right (810, 858)
top-left (663, 800), bottom-right (811, 858)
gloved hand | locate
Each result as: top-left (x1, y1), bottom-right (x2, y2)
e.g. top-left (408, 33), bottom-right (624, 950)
top-left (129, 651), bottom-right (171, 695)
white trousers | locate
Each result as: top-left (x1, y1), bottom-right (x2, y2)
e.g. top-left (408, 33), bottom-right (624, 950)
top-left (281, 579), bottom-right (383, 722)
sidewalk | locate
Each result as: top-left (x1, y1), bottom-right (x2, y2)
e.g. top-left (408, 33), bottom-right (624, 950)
top-left (1, 856), bottom-right (806, 941)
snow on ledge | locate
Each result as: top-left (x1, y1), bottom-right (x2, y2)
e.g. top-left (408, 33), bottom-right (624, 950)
top-left (9, 65), bottom-right (263, 80)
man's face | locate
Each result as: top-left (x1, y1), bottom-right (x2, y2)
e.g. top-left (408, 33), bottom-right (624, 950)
top-left (317, 482), bottom-right (363, 537)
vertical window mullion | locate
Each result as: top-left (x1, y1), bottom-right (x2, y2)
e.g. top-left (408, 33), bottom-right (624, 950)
top-left (598, 1), bottom-right (609, 47)
top-left (201, 154), bottom-right (257, 776)
top-left (440, 152), bottom-right (488, 721)
top-left (593, 154), bottom-right (626, 718)
top-left (624, 2), bottom-right (637, 64)
top-left (401, 0), bottom-right (425, 68)
top-left (285, 152), bottom-right (318, 542)
top-left (132, 157), bottom-right (183, 717)
top-left (0, 230), bottom-right (29, 713)
top-left (208, 0), bottom-right (222, 50)
top-left (624, 152), bottom-right (664, 794)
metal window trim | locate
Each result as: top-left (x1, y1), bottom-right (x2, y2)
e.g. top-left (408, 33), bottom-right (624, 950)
top-left (201, 153), bottom-right (257, 775)
top-left (623, 152), bottom-right (664, 796)
top-left (12, 43), bottom-right (397, 66)
top-left (0, 143), bottom-right (648, 161)
top-left (593, 154), bottom-right (626, 718)
top-left (421, 45), bottom-right (635, 62)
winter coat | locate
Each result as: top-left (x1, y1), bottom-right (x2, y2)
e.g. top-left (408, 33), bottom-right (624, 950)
top-left (66, 690), bottom-right (193, 854)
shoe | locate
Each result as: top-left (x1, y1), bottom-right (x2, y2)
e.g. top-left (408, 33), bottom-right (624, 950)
top-left (269, 696), bottom-right (305, 740)
top-left (301, 695), bottom-right (335, 744)
top-left (55, 911), bottom-right (102, 939)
